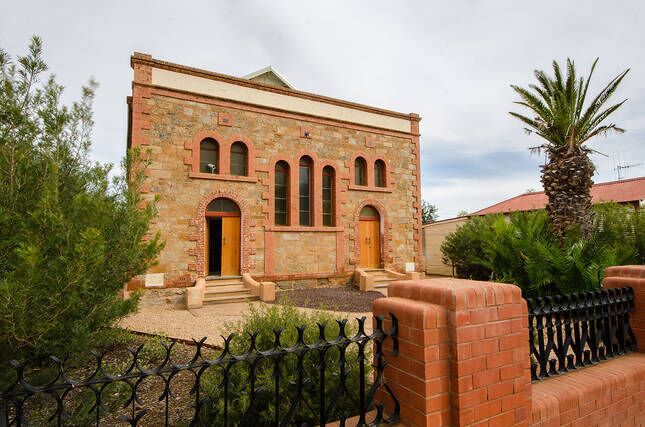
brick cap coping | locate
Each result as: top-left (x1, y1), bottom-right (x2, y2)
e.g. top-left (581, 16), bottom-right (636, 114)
top-left (605, 265), bottom-right (645, 279)
top-left (386, 278), bottom-right (523, 310)
top-left (531, 352), bottom-right (645, 426)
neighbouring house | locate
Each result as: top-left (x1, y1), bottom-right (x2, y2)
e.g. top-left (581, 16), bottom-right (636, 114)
top-left (127, 53), bottom-right (422, 300)
top-left (424, 176), bottom-right (645, 276)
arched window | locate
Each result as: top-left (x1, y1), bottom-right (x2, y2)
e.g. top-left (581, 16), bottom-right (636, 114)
top-left (360, 205), bottom-right (379, 219)
top-left (199, 138), bottom-right (219, 173)
top-left (230, 142), bottom-right (248, 176)
top-left (274, 161), bottom-right (289, 226)
top-left (299, 156), bottom-right (313, 226)
top-left (354, 157), bottom-right (367, 186)
top-left (374, 159), bottom-right (386, 187)
top-left (207, 198), bottom-right (240, 214)
top-left (322, 166), bottom-right (335, 226)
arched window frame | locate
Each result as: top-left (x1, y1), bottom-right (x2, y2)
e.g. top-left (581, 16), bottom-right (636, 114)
top-left (230, 141), bottom-right (248, 176)
top-left (322, 165), bottom-right (335, 226)
top-left (354, 156), bottom-right (367, 186)
top-left (199, 138), bottom-right (220, 174)
top-left (274, 160), bottom-right (290, 226)
top-left (187, 131), bottom-right (257, 182)
top-left (298, 156), bottom-right (313, 226)
top-left (374, 159), bottom-right (387, 188)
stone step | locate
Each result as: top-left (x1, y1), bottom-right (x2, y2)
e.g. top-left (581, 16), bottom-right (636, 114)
top-left (204, 285), bottom-right (248, 297)
top-left (373, 277), bottom-right (392, 283)
top-left (364, 268), bottom-right (385, 273)
top-left (203, 294), bottom-right (259, 304)
top-left (374, 282), bottom-right (390, 289)
top-left (205, 278), bottom-right (245, 286)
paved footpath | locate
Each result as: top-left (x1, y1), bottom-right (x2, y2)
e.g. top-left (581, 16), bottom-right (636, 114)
top-left (118, 297), bottom-right (373, 347)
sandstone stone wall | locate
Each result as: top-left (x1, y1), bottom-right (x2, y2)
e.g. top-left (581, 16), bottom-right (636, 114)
top-left (129, 54), bottom-right (421, 289)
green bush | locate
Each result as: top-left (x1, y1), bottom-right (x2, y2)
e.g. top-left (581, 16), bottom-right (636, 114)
top-left (199, 303), bottom-right (370, 424)
top-left (441, 215), bottom-right (496, 280)
top-left (441, 205), bottom-right (640, 297)
top-left (0, 37), bottom-right (162, 360)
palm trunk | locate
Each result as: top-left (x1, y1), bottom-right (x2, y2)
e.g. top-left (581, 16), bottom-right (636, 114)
top-left (541, 146), bottom-right (595, 241)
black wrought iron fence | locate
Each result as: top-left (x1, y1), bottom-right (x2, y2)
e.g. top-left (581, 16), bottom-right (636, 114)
top-left (0, 315), bottom-right (399, 426)
top-left (527, 287), bottom-right (636, 381)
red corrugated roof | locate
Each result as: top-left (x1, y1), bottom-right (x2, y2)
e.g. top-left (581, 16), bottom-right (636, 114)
top-left (472, 176), bottom-right (645, 216)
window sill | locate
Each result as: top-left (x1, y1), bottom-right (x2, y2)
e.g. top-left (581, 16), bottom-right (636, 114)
top-left (189, 172), bottom-right (257, 183)
top-left (347, 184), bottom-right (392, 193)
top-left (266, 225), bottom-right (344, 232)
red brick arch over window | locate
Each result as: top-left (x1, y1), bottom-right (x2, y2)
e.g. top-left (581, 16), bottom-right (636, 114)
top-left (189, 190), bottom-right (254, 276)
top-left (352, 199), bottom-right (393, 266)
top-left (184, 130), bottom-right (256, 178)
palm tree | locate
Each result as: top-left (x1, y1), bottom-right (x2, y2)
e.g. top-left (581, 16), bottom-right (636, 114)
top-left (510, 59), bottom-right (629, 241)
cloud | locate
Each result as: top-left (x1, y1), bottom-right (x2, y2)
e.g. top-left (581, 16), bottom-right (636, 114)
top-left (1, 0), bottom-right (643, 220)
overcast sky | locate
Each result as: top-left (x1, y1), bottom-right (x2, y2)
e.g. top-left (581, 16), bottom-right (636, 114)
top-left (2, 1), bottom-right (644, 218)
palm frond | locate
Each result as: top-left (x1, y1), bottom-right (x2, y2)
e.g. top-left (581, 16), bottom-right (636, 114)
top-left (575, 58), bottom-right (598, 118)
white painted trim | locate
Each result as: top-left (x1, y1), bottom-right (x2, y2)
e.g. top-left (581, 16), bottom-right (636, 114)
top-left (151, 68), bottom-right (411, 133)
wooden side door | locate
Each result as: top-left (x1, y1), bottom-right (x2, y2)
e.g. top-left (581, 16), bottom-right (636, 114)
top-left (221, 217), bottom-right (240, 275)
top-left (359, 220), bottom-right (371, 267)
top-left (368, 220), bottom-right (381, 268)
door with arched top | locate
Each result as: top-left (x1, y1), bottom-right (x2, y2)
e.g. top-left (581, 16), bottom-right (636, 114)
top-left (359, 206), bottom-right (381, 268)
top-left (205, 198), bottom-right (240, 276)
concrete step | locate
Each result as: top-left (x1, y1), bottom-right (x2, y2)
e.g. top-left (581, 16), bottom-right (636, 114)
top-left (203, 294), bottom-right (259, 304)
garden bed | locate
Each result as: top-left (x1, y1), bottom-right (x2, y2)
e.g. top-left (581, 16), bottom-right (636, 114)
top-left (272, 286), bottom-right (384, 312)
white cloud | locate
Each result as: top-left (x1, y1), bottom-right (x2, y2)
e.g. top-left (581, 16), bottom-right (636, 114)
top-left (1, 0), bottom-right (643, 219)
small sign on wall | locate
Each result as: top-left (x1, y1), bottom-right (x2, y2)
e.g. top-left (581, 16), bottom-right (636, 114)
top-left (405, 262), bottom-right (415, 273)
top-left (145, 273), bottom-right (165, 288)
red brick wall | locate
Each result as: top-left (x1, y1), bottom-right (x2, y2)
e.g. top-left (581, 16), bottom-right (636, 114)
top-left (372, 270), bottom-right (645, 426)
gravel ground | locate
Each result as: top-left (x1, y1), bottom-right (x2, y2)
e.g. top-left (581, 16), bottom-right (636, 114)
top-left (273, 287), bottom-right (385, 312)
top-left (118, 292), bottom-right (374, 345)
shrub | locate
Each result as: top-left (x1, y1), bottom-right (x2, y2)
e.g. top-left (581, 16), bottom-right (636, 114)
top-left (0, 37), bottom-right (162, 360)
top-left (199, 303), bottom-right (370, 424)
top-left (440, 215), bottom-right (495, 280)
top-left (441, 205), bottom-right (639, 297)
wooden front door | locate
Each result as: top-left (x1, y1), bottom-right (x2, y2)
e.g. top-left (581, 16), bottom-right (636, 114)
top-left (221, 217), bottom-right (240, 275)
top-left (359, 219), bottom-right (380, 268)
top-left (205, 198), bottom-right (241, 277)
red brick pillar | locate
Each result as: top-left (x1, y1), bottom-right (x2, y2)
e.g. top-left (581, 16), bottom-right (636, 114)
top-left (603, 265), bottom-right (645, 353)
top-left (373, 278), bottom-right (531, 427)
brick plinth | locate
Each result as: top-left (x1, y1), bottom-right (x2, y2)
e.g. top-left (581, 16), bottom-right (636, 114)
top-left (373, 278), bottom-right (531, 427)
top-left (603, 265), bottom-right (645, 353)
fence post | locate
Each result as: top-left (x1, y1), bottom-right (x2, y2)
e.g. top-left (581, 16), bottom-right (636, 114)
top-left (373, 278), bottom-right (531, 427)
top-left (604, 265), bottom-right (645, 353)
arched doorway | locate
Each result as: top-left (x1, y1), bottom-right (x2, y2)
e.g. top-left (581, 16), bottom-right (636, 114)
top-left (205, 198), bottom-right (240, 276)
top-left (359, 206), bottom-right (381, 268)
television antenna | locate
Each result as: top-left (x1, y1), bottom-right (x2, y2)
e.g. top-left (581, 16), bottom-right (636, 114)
top-left (614, 162), bottom-right (643, 180)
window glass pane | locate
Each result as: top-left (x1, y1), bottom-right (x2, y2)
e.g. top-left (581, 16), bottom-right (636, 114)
top-left (299, 159), bottom-right (312, 226)
top-left (200, 138), bottom-right (219, 173)
top-left (375, 160), bottom-right (385, 187)
top-left (230, 142), bottom-right (248, 176)
top-left (360, 206), bottom-right (379, 218)
top-left (206, 198), bottom-right (239, 213)
top-left (322, 166), bottom-right (334, 227)
top-left (354, 157), bottom-right (366, 185)
top-left (274, 163), bottom-right (289, 225)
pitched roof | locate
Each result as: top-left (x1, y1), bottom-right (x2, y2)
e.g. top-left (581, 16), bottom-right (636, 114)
top-left (242, 66), bottom-right (294, 89)
top-left (471, 176), bottom-right (645, 216)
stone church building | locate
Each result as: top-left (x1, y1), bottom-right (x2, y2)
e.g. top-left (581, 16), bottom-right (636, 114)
top-left (127, 52), bottom-right (422, 298)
